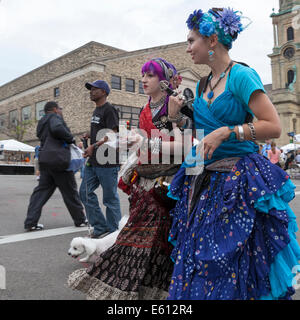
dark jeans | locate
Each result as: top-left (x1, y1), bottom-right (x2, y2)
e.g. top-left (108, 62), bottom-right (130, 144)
top-left (275, 162), bottom-right (281, 168)
top-left (79, 165), bottom-right (121, 236)
top-left (24, 169), bottom-right (86, 228)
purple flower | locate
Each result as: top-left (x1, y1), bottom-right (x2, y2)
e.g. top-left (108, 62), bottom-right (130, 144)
top-left (199, 21), bottom-right (216, 37)
top-left (216, 8), bottom-right (243, 36)
top-left (186, 9), bottom-right (204, 30)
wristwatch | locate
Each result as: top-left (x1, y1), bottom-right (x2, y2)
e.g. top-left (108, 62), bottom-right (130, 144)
top-left (227, 125), bottom-right (236, 141)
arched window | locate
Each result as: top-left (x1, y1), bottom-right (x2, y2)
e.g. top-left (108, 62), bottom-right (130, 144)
top-left (287, 27), bottom-right (294, 41)
top-left (287, 70), bottom-right (295, 85)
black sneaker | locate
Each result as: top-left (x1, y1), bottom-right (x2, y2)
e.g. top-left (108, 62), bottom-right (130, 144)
top-left (25, 224), bottom-right (44, 232)
top-left (90, 231), bottom-right (110, 239)
top-left (75, 221), bottom-right (88, 227)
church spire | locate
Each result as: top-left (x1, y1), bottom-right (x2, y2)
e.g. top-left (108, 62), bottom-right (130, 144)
top-left (268, 0), bottom-right (300, 146)
top-left (279, 0), bottom-right (300, 12)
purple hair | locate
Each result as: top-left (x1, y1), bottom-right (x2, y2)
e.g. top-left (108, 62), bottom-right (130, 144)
top-left (141, 58), bottom-right (177, 82)
top-left (141, 60), bottom-right (165, 81)
top-left (141, 58), bottom-right (178, 116)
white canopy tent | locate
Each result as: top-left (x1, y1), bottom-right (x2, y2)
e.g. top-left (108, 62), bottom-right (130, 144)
top-left (280, 143), bottom-right (300, 154)
top-left (0, 139), bottom-right (35, 153)
top-left (295, 134), bottom-right (300, 143)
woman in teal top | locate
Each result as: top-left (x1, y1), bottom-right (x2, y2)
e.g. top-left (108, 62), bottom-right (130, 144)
top-left (193, 63), bottom-right (261, 165)
top-left (167, 7), bottom-right (300, 300)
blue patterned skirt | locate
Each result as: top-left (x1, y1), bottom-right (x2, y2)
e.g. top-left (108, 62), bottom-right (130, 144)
top-left (167, 153), bottom-right (300, 300)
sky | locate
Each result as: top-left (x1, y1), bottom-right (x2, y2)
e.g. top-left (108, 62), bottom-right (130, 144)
top-left (0, 0), bottom-right (279, 86)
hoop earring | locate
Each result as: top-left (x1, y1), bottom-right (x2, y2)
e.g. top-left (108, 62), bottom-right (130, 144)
top-left (208, 50), bottom-right (215, 62)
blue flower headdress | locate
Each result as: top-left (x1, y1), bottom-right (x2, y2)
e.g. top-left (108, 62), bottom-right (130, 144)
top-left (186, 8), bottom-right (252, 49)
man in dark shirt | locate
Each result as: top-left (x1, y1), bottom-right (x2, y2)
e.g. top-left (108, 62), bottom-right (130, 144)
top-left (80, 80), bottom-right (121, 238)
top-left (24, 101), bottom-right (87, 231)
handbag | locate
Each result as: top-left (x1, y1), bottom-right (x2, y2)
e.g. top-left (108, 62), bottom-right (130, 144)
top-left (153, 177), bottom-right (177, 210)
top-left (136, 164), bottom-right (180, 209)
top-left (67, 144), bottom-right (85, 172)
top-left (136, 164), bottom-right (181, 179)
top-left (39, 134), bottom-right (71, 171)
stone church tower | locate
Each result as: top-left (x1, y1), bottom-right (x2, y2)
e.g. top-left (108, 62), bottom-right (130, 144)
top-left (269, 0), bottom-right (300, 146)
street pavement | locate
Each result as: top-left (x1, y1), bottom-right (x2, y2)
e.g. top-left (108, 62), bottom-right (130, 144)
top-left (0, 174), bottom-right (299, 300)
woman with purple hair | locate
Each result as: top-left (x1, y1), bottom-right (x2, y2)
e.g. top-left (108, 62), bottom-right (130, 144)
top-left (166, 7), bottom-right (300, 300)
top-left (68, 58), bottom-right (187, 300)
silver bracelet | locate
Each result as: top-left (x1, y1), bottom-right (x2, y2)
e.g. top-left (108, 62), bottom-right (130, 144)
top-left (180, 117), bottom-right (193, 130)
top-left (247, 123), bottom-right (256, 141)
top-left (167, 113), bottom-right (184, 124)
top-left (238, 125), bottom-right (245, 142)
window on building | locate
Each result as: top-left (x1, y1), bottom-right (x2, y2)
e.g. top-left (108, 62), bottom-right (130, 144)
top-left (111, 75), bottom-right (121, 90)
top-left (126, 79), bottom-right (135, 93)
top-left (132, 107), bottom-right (141, 114)
top-left (0, 114), bottom-right (6, 129)
top-left (9, 110), bottom-right (18, 127)
top-left (121, 106), bottom-right (131, 113)
top-left (54, 87), bottom-right (60, 97)
top-left (139, 81), bottom-right (144, 94)
top-left (36, 101), bottom-right (47, 120)
top-left (112, 105), bottom-right (142, 124)
top-left (114, 105), bottom-right (121, 113)
top-left (21, 106), bottom-right (31, 121)
top-left (293, 118), bottom-right (297, 133)
top-left (287, 27), bottom-right (294, 41)
top-left (287, 70), bottom-right (295, 85)
top-left (122, 113), bottom-right (131, 119)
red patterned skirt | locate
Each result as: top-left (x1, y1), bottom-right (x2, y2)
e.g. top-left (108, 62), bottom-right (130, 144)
top-left (67, 176), bottom-right (174, 300)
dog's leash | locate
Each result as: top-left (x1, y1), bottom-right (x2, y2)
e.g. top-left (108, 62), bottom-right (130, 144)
top-left (85, 170), bottom-right (93, 238)
top-left (82, 138), bottom-right (93, 238)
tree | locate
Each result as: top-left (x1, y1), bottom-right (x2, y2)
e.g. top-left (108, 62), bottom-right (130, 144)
top-left (0, 116), bottom-right (33, 141)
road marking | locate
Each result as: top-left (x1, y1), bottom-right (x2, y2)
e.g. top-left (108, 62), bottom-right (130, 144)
top-left (0, 188), bottom-right (298, 246)
top-left (0, 226), bottom-right (89, 245)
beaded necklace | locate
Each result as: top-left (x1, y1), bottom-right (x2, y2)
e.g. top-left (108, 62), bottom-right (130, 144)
top-left (149, 95), bottom-right (166, 118)
top-left (149, 96), bottom-right (166, 109)
top-left (207, 60), bottom-right (233, 106)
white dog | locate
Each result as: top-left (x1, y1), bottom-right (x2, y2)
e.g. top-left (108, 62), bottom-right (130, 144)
top-left (68, 215), bottom-right (128, 263)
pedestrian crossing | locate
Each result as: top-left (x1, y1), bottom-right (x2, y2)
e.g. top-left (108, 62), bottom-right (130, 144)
top-left (0, 189), bottom-right (299, 246)
top-left (0, 226), bottom-right (89, 245)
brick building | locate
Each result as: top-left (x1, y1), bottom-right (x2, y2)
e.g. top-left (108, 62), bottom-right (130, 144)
top-left (1, 2), bottom-right (299, 147)
top-left (0, 41), bottom-right (208, 145)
